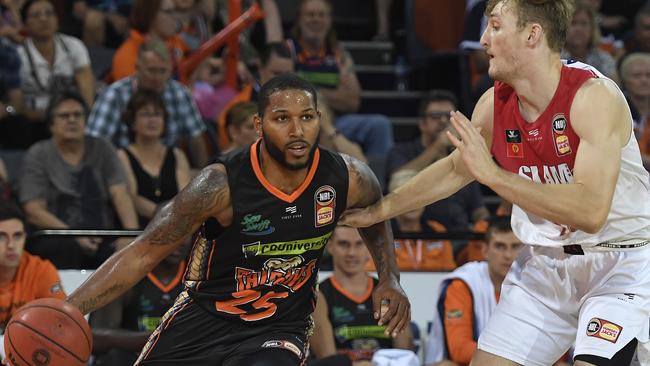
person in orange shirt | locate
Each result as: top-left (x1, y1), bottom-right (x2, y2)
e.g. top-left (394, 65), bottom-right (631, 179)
top-left (0, 201), bottom-right (66, 331)
top-left (111, 0), bottom-right (189, 82)
top-left (424, 216), bottom-right (521, 366)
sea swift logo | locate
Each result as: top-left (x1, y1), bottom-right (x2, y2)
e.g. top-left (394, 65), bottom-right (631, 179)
top-left (240, 214), bottom-right (275, 236)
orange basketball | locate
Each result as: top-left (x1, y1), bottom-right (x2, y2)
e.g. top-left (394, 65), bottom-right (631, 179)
top-left (4, 298), bottom-right (92, 366)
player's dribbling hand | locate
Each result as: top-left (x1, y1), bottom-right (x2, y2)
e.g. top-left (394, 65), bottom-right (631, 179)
top-left (373, 277), bottom-right (411, 338)
top-left (339, 207), bottom-right (378, 228)
top-left (447, 111), bottom-right (499, 185)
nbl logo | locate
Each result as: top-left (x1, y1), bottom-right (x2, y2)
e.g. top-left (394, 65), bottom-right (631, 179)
top-left (587, 319), bottom-right (601, 335)
top-left (552, 114), bottom-right (567, 133)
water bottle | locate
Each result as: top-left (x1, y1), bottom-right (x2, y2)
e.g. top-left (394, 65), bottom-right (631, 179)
top-left (394, 56), bottom-right (409, 92)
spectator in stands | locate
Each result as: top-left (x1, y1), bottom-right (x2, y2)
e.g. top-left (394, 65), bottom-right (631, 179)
top-left (620, 53), bottom-right (650, 169)
top-left (220, 101), bottom-right (257, 155)
top-left (369, 169), bottom-right (456, 272)
top-left (88, 39), bottom-right (209, 168)
top-left (624, 6), bottom-right (650, 55)
top-left (63, 0), bottom-right (130, 48)
top-left (18, 0), bottom-right (95, 124)
top-left (174, 0), bottom-right (213, 51)
top-left (19, 92), bottom-right (139, 269)
top-left (386, 90), bottom-right (489, 231)
top-left (288, 0), bottom-right (394, 160)
top-left (213, 0), bottom-right (283, 65)
top-left (562, 2), bottom-right (617, 81)
top-left (90, 239), bottom-right (189, 366)
top-left (111, 0), bottom-right (188, 82)
top-left (424, 216), bottom-right (522, 366)
top-left (116, 89), bottom-right (191, 228)
top-left (311, 225), bottom-right (413, 364)
top-left (0, 201), bottom-right (66, 332)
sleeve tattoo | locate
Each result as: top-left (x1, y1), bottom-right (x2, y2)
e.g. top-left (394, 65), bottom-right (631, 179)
top-left (344, 155), bottom-right (398, 279)
top-left (143, 165), bottom-right (229, 246)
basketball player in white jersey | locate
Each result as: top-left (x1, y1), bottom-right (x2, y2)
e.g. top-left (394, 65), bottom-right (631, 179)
top-left (341, 1), bottom-right (650, 365)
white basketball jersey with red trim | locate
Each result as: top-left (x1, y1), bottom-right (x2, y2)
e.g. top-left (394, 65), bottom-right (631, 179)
top-left (491, 60), bottom-right (650, 248)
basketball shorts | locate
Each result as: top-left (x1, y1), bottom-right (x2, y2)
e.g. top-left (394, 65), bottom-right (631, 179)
top-left (135, 291), bottom-right (310, 366)
top-left (477, 245), bottom-right (650, 366)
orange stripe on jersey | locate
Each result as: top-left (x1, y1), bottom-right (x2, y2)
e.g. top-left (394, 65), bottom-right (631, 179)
top-left (444, 279), bottom-right (475, 365)
top-left (250, 140), bottom-right (321, 203)
top-left (205, 240), bottom-right (217, 281)
top-left (330, 276), bottom-right (374, 304)
top-left (146, 261), bottom-right (186, 293)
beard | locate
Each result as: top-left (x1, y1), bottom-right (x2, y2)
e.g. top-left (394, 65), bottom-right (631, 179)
top-left (262, 132), bottom-right (317, 171)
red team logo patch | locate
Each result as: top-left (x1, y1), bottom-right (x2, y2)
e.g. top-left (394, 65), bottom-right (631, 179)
top-left (586, 317), bottom-right (622, 343)
top-left (505, 129), bottom-right (523, 158)
top-left (314, 186), bottom-right (336, 227)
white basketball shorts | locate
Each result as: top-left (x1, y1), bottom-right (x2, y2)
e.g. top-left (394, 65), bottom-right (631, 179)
top-left (477, 245), bottom-right (650, 366)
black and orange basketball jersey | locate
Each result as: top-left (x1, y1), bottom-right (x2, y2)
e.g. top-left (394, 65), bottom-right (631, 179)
top-left (187, 140), bottom-right (349, 326)
top-left (122, 262), bottom-right (186, 332)
top-left (319, 276), bottom-right (393, 361)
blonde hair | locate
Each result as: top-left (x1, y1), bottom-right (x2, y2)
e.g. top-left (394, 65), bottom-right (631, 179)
top-left (486, 0), bottom-right (575, 52)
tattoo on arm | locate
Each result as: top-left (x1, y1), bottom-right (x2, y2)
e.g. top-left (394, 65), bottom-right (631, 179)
top-left (143, 165), bottom-right (229, 246)
top-left (77, 283), bottom-right (126, 315)
top-left (343, 155), bottom-right (398, 279)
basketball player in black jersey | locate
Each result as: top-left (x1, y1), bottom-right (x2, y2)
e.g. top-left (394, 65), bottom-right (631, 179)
top-left (65, 74), bottom-right (410, 366)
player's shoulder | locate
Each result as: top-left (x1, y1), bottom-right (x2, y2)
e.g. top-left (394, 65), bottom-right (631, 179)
top-left (572, 77), bottom-right (627, 118)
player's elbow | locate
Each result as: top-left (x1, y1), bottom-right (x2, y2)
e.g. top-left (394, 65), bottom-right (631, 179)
top-left (576, 212), bottom-right (607, 234)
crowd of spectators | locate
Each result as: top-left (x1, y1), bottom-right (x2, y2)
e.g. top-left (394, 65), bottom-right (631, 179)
top-left (1, 0), bottom-right (649, 365)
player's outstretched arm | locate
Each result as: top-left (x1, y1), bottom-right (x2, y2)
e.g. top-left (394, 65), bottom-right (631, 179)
top-left (343, 154), bottom-right (410, 337)
top-left (68, 164), bottom-right (230, 314)
top-left (340, 89), bottom-right (495, 228)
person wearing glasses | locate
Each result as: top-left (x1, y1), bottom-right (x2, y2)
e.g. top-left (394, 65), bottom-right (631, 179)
top-left (18, 92), bottom-right (139, 270)
top-left (385, 90), bottom-right (490, 232)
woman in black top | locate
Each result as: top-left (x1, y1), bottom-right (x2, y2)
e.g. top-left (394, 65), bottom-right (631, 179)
top-left (117, 89), bottom-right (191, 228)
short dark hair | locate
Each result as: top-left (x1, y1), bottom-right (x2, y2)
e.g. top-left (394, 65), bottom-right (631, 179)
top-left (418, 89), bottom-right (458, 117)
top-left (485, 215), bottom-right (513, 243)
top-left (122, 89), bottom-right (169, 142)
top-left (20, 0), bottom-right (53, 23)
top-left (45, 91), bottom-right (89, 127)
top-left (257, 73), bottom-right (317, 117)
top-left (0, 202), bottom-right (25, 225)
top-left (259, 42), bottom-right (293, 67)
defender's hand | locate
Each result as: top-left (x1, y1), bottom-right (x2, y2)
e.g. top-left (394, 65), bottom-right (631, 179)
top-left (447, 111), bottom-right (498, 185)
top-left (373, 277), bottom-right (410, 337)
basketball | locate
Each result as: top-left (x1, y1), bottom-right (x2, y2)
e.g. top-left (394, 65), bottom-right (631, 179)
top-left (4, 298), bottom-right (92, 366)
